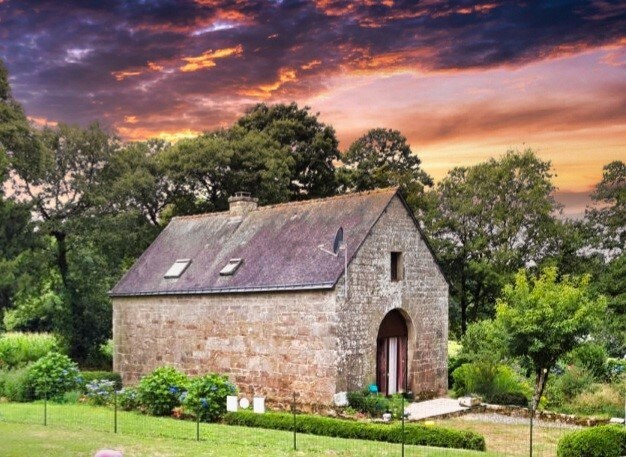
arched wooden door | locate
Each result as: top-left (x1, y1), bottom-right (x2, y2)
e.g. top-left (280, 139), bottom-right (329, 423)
top-left (376, 309), bottom-right (408, 395)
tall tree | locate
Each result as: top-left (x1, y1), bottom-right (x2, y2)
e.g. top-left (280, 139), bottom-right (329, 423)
top-left (586, 160), bottom-right (625, 256)
top-left (8, 122), bottom-right (120, 360)
top-left (236, 103), bottom-right (340, 200)
top-left (0, 60), bottom-right (39, 321)
top-left (102, 139), bottom-right (172, 227)
top-left (496, 267), bottom-right (605, 414)
top-left (341, 128), bottom-right (433, 212)
top-left (423, 149), bottom-right (560, 334)
top-left (162, 127), bottom-right (293, 215)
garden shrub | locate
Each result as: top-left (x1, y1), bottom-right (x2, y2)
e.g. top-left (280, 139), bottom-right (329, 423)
top-left (567, 383), bottom-right (625, 418)
top-left (84, 379), bottom-right (117, 406)
top-left (452, 362), bottom-right (529, 405)
top-left (566, 343), bottom-right (608, 380)
top-left (117, 387), bottom-right (140, 411)
top-left (606, 358), bottom-right (626, 381)
top-left (545, 365), bottom-right (595, 408)
top-left (0, 332), bottom-right (61, 369)
top-left (80, 371), bottom-right (122, 391)
top-left (557, 425), bottom-right (626, 457)
top-left (137, 366), bottom-right (188, 416)
top-left (181, 373), bottom-right (237, 422)
top-left (347, 389), bottom-right (390, 417)
top-left (223, 411), bottom-right (486, 451)
top-left (0, 367), bottom-right (35, 401)
top-left (26, 352), bottom-right (81, 400)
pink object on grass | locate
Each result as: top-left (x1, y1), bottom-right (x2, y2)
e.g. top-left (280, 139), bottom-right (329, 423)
top-left (94, 450), bottom-right (123, 457)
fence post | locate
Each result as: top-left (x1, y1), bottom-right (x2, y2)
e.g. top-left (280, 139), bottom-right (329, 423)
top-left (196, 407), bottom-right (201, 442)
top-left (529, 399), bottom-right (534, 457)
top-left (401, 394), bottom-right (405, 457)
top-left (292, 392), bottom-right (297, 451)
top-left (43, 387), bottom-right (47, 426)
top-left (114, 389), bottom-right (118, 434)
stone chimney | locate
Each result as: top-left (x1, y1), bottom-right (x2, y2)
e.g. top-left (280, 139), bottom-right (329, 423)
top-left (228, 192), bottom-right (258, 217)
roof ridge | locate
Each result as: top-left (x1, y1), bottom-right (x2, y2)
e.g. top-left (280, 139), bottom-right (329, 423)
top-left (172, 187), bottom-right (398, 221)
top-left (256, 187), bottom-right (398, 212)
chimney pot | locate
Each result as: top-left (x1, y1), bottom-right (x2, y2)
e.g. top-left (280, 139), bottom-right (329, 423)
top-left (228, 192), bottom-right (258, 217)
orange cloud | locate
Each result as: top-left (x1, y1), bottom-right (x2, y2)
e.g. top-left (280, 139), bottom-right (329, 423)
top-left (301, 60), bottom-right (322, 70)
top-left (179, 45), bottom-right (244, 72)
top-left (28, 116), bottom-right (58, 127)
top-left (240, 67), bottom-right (298, 98)
top-left (112, 70), bottom-right (142, 81)
top-left (147, 61), bottom-right (164, 71)
top-left (124, 115), bottom-right (139, 124)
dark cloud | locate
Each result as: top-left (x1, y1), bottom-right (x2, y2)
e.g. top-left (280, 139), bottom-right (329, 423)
top-left (0, 0), bottom-right (625, 136)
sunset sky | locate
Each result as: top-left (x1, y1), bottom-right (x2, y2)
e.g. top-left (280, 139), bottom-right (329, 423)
top-left (1, 0), bottom-right (625, 217)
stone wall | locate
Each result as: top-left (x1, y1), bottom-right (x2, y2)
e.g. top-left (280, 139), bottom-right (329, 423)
top-left (113, 289), bottom-right (339, 405)
top-left (113, 194), bottom-right (449, 405)
top-left (336, 195), bottom-right (449, 396)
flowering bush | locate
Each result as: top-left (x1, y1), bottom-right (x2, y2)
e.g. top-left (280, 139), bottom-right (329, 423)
top-left (181, 373), bottom-right (237, 422)
top-left (85, 379), bottom-right (116, 406)
top-left (27, 352), bottom-right (81, 400)
top-left (117, 387), bottom-right (140, 411)
top-left (137, 366), bottom-right (189, 416)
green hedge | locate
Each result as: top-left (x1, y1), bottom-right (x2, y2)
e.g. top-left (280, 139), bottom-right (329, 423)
top-left (557, 425), bottom-right (626, 457)
top-left (223, 411), bottom-right (486, 451)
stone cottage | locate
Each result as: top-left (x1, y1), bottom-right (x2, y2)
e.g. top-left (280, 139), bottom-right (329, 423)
top-left (110, 188), bottom-right (448, 406)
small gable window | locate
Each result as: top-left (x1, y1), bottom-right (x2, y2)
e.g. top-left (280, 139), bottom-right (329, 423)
top-left (164, 259), bottom-right (191, 278)
top-left (220, 258), bottom-right (243, 276)
top-left (391, 252), bottom-right (403, 282)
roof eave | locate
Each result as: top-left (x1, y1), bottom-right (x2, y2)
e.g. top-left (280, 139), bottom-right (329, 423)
top-left (109, 282), bottom-right (336, 298)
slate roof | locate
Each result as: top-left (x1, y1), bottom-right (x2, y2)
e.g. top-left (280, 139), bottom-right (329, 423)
top-left (110, 188), bottom-right (400, 297)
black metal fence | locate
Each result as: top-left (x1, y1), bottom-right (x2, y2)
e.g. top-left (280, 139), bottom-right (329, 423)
top-left (0, 391), bottom-right (619, 457)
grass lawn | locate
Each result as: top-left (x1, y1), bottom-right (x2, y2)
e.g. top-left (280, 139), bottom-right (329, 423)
top-left (0, 402), bottom-right (490, 457)
top-left (434, 416), bottom-right (573, 457)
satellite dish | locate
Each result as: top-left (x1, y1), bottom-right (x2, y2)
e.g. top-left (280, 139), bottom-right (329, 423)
top-left (239, 397), bottom-right (250, 409)
top-left (333, 227), bottom-right (344, 254)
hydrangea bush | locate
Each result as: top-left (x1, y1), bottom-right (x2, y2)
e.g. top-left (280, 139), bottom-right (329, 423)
top-left (85, 379), bottom-right (116, 406)
top-left (137, 366), bottom-right (189, 416)
top-left (27, 352), bottom-right (81, 400)
top-left (181, 373), bottom-right (237, 422)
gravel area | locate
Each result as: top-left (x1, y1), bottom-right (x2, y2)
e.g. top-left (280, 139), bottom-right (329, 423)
top-left (458, 412), bottom-right (583, 429)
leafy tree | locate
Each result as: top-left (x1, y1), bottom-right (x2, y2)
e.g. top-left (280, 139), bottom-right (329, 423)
top-left (593, 252), bottom-right (626, 356)
top-left (102, 139), bottom-right (172, 227)
top-left (236, 103), bottom-right (340, 200)
top-left (0, 60), bottom-right (40, 168)
top-left (496, 267), bottom-right (606, 414)
top-left (423, 149), bottom-right (560, 334)
top-left (586, 160), bottom-right (625, 256)
top-left (0, 61), bottom-right (39, 319)
top-left (341, 128), bottom-right (433, 211)
top-left (7, 122), bottom-right (122, 360)
top-left (163, 127), bottom-right (293, 215)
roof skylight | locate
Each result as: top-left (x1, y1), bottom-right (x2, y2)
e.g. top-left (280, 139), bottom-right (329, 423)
top-left (220, 258), bottom-right (243, 276)
top-left (164, 259), bottom-right (191, 278)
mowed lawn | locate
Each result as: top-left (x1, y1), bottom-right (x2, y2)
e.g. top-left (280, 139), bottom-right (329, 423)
top-left (434, 416), bottom-right (573, 457)
top-left (0, 402), bottom-right (492, 457)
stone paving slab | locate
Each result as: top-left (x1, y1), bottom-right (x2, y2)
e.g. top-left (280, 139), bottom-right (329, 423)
top-left (405, 397), bottom-right (468, 421)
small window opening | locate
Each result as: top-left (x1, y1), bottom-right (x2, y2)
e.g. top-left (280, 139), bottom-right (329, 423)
top-left (220, 258), bottom-right (243, 276)
top-left (391, 252), bottom-right (403, 282)
top-left (164, 259), bottom-right (191, 278)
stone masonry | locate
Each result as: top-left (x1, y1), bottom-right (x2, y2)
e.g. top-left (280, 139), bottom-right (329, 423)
top-left (112, 191), bottom-right (448, 406)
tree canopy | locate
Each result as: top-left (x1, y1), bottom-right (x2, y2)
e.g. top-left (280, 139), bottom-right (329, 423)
top-left (422, 149), bottom-right (561, 334)
top-left (586, 160), bottom-right (625, 256)
top-left (496, 267), bottom-right (606, 412)
top-left (236, 103), bottom-right (340, 200)
top-left (341, 128), bottom-right (433, 212)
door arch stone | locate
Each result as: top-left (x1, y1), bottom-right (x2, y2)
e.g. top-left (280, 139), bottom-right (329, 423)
top-left (376, 309), bottom-right (408, 395)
